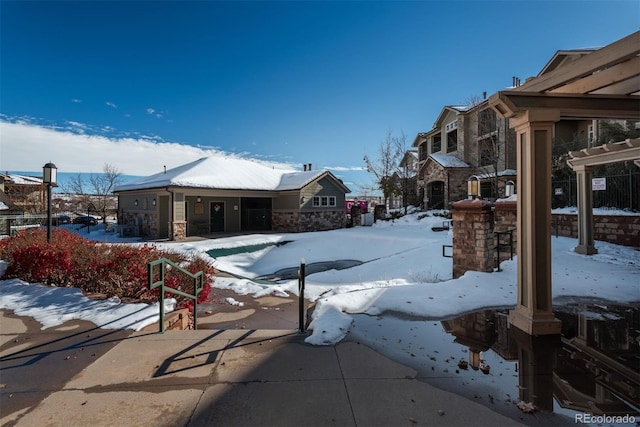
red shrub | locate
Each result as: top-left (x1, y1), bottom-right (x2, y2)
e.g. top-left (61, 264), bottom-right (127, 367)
top-left (0, 228), bottom-right (215, 308)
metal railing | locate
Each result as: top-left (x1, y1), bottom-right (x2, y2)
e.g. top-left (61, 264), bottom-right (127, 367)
top-left (495, 229), bottom-right (515, 271)
top-left (552, 170), bottom-right (640, 211)
top-left (298, 259), bottom-right (306, 333)
top-left (148, 258), bottom-right (204, 333)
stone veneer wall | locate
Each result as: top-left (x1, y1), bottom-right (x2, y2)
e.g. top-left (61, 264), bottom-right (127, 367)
top-left (122, 212), bottom-right (159, 239)
top-left (272, 210), bottom-right (300, 233)
top-left (423, 164), bottom-right (470, 208)
top-left (494, 200), bottom-right (517, 245)
top-left (452, 199), bottom-right (495, 279)
top-left (172, 220), bottom-right (187, 241)
top-left (552, 213), bottom-right (639, 248)
top-left (299, 210), bottom-right (346, 232)
top-left (272, 209), bottom-right (346, 232)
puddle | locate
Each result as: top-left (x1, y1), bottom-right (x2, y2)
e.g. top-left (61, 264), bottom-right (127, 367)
top-left (206, 240), bottom-right (292, 258)
top-left (255, 259), bottom-right (363, 281)
top-left (349, 301), bottom-right (640, 426)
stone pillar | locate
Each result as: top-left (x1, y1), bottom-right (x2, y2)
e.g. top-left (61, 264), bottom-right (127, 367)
top-left (509, 111), bottom-right (561, 336)
top-left (573, 165), bottom-right (598, 255)
top-left (171, 220), bottom-right (187, 241)
top-left (452, 199), bottom-right (495, 279)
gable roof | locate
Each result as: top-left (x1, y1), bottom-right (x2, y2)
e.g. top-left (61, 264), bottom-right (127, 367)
top-left (114, 156), bottom-right (350, 193)
top-left (537, 48), bottom-right (599, 77)
top-left (433, 105), bottom-right (469, 129)
top-left (429, 154), bottom-right (470, 168)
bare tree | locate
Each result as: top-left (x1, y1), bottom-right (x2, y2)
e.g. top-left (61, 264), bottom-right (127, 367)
top-left (364, 130), bottom-right (406, 207)
top-left (63, 174), bottom-right (87, 195)
top-left (89, 164), bottom-right (122, 222)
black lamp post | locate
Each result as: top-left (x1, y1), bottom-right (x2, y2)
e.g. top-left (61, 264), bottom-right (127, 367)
top-left (43, 162), bottom-right (58, 243)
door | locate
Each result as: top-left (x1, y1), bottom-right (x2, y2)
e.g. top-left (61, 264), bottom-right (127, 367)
top-left (428, 181), bottom-right (445, 209)
top-left (210, 202), bottom-right (225, 232)
top-left (158, 196), bottom-right (169, 238)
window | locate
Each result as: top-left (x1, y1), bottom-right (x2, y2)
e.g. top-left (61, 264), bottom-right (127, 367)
top-left (478, 109), bottom-right (497, 136)
top-left (479, 137), bottom-right (495, 167)
top-left (312, 196), bottom-right (336, 207)
top-left (432, 134), bottom-right (442, 153)
top-left (447, 129), bottom-right (457, 152)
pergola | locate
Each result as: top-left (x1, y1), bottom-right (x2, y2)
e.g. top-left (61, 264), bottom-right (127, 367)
top-left (488, 31), bottom-right (640, 335)
top-left (567, 138), bottom-right (640, 255)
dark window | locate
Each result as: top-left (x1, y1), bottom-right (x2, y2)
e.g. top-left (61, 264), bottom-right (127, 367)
top-left (447, 129), bottom-right (457, 152)
top-left (479, 137), bottom-right (495, 167)
top-left (432, 134), bottom-right (442, 153)
top-left (478, 109), bottom-right (497, 136)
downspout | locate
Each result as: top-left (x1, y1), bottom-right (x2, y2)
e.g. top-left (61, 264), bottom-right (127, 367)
top-left (166, 187), bottom-right (174, 240)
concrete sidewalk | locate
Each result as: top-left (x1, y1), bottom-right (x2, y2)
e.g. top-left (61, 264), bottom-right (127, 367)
top-left (1, 312), bottom-right (525, 427)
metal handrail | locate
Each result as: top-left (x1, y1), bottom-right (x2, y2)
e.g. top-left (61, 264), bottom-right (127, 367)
top-left (298, 259), bottom-right (306, 333)
top-left (148, 258), bottom-right (204, 333)
top-left (495, 229), bottom-right (516, 271)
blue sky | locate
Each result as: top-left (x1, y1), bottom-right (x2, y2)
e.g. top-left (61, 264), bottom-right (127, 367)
top-left (1, 1), bottom-right (638, 194)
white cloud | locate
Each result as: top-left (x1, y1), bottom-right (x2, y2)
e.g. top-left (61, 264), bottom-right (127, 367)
top-left (146, 108), bottom-right (155, 115)
top-left (71, 98), bottom-right (82, 103)
top-left (0, 119), bottom-right (294, 176)
top-left (106, 101), bottom-right (118, 109)
top-left (326, 165), bottom-right (367, 172)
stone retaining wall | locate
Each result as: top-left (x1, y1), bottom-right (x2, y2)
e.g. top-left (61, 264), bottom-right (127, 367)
top-left (452, 199), bottom-right (639, 279)
top-left (552, 213), bottom-right (639, 248)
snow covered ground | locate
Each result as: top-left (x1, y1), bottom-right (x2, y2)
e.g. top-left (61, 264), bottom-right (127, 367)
top-left (1, 210), bottom-right (638, 348)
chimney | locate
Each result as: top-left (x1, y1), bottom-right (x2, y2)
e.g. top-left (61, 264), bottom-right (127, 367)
top-left (482, 91), bottom-right (487, 100)
top-left (308, 163), bottom-right (312, 171)
top-left (303, 164), bottom-right (307, 171)
top-left (163, 165), bottom-right (166, 174)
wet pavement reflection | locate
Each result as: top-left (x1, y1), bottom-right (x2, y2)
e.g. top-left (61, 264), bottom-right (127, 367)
top-left (349, 301), bottom-right (639, 426)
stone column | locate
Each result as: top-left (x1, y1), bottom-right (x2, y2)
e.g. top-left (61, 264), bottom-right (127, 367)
top-left (509, 110), bottom-right (561, 336)
top-left (573, 165), bottom-right (598, 255)
top-left (452, 199), bottom-right (495, 279)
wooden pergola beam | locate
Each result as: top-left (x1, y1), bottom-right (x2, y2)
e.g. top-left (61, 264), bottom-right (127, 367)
top-left (549, 56), bottom-right (640, 95)
top-left (489, 92), bottom-right (640, 120)
top-left (568, 138), bottom-right (640, 168)
top-left (514, 31), bottom-right (640, 93)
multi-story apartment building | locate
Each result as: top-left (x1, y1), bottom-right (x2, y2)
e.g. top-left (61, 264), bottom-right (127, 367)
top-left (413, 101), bottom-right (517, 209)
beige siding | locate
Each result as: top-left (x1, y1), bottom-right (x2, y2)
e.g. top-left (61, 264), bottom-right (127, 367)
top-left (273, 192), bottom-right (300, 210)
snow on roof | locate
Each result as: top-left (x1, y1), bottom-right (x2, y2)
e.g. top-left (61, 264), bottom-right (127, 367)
top-left (276, 170), bottom-right (326, 191)
top-left (1, 173), bottom-right (43, 185)
top-left (475, 169), bottom-right (518, 179)
top-left (448, 105), bottom-right (470, 112)
top-left (0, 201), bottom-right (9, 210)
top-left (429, 154), bottom-right (469, 168)
top-left (114, 156), bottom-right (335, 192)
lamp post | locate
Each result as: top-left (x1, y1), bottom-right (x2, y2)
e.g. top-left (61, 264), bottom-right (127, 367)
top-left (505, 180), bottom-right (515, 198)
top-left (43, 162), bottom-right (58, 243)
top-left (467, 175), bottom-right (479, 200)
